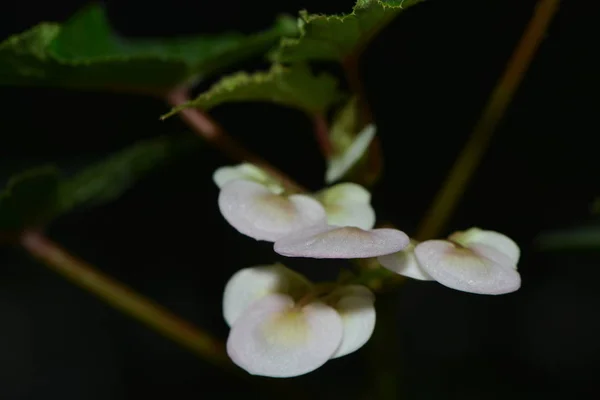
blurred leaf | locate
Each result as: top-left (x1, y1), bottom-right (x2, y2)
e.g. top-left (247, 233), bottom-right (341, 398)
top-left (537, 226), bottom-right (600, 251)
top-left (270, 0), bottom-right (424, 63)
top-left (0, 3), bottom-right (298, 93)
top-left (57, 136), bottom-right (196, 211)
top-left (162, 64), bottom-right (343, 117)
top-left (0, 167), bottom-right (61, 232)
top-left (0, 135), bottom-right (197, 234)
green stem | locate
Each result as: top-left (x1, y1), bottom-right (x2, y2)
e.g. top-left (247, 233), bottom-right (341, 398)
top-left (415, 0), bottom-right (560, 241)
top-left (20, 230), bottom-right (233, 370)
top-left (364, 293), bottom-right (402, 400)
top-left (536, 227), bottom-right (600, 251)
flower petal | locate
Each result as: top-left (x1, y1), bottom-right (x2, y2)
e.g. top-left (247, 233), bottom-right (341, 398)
top-left (329, 285), bottom-right (376, 358)
top-left (317, 183), bottom-right (375, 230)
top-left (274, 225), bottom-right (409, 259)
top-left (213, 163), bottom-right (284, 194)
top-left (414, 240), bottom-right (521, 295)
top-left (326, 124), bottom-right (376, 184)
top-left (377, 240), bottom-right (433, 281)
top-left (227, 293), bottom-right (343, 378)
top-left (449, 227), bottom-right (520, 266)
top-left (223, 264), bottom-right (312, 327)
top-left (218, 180), bottom-right (327, 242)
top-left (318, 183), bottom-right (371, 204)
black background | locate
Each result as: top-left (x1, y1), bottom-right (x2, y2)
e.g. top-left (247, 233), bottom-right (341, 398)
top-left (1, 0), bottom-right (599, 398)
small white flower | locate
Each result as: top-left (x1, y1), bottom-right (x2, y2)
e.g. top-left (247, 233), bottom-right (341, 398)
top-left (448, 227), bottom-right (520, 265)
top-left (413, 228), bottom-right (521, 295)
top-left (377, 239), bottom-right (433, 281)
top-left (274, 224), bottom-right (410, 259)
top-left (227, 293), bottom-right (344, 378)
top-left (326, 124), bottom-right (376, 184)
top-left (315, 183), bottom-right (376, 230)
top-left (218, 180), bottom-right (327, 242)
top-left (213, 163), bottom-right (284, 194)
top-left (222, 264), bottom-right (311, 327)
top-left (223, 265), bottom-right (377, 377)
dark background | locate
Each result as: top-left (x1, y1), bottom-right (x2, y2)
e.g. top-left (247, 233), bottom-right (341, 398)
top-left (1, 0), bottom-right (599, 398)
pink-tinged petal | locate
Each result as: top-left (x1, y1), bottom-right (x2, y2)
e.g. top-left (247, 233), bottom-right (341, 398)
top-left (227, 294), bottom-right (343, 378)
top-left (449, 228), bottom-right (520, 266)
top-left (377, 240), bottom-right (433, 281)
top-left (222, 264), bottom-right (312, 327)
top-left (330, 285), bottom-right (376, 358)
top-left (414, 240), bottom-right (521, 295)
top-left (218, 180), bottom-right (327, 242)
top-left (274, 225), bottom-right (410, 259)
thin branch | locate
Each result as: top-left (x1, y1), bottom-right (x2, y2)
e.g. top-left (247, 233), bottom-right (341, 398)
top-left (415, 0), bottom-right (560, 241)
top-left (166, 88), bottom-right (306, 193)
top-left (20, 230), bottom-right (233, 370)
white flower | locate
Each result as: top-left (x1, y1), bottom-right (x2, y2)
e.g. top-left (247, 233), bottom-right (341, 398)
top-left (380, 228), bottom-right (521, 294)
top-left (326, 124), bottom-right (376, 184)
top-left (377, 239), bottom-right (433, 281)
top-left (222, 264), bottom-right (311, 327)
top-left (315, 183), bottom-right (376, 230)
top-left (218, 180), bottom-right (327, 242)
top-left (448, 227), bottom-right (520, 265)
top-left (227, 293), bottom-right (343, 378)
top-left (274, 224), bottom-right (409, 259)
top-left (213, 163), bottom-right (284, 194)
top-left (223, 265), bottom-right (376, 377)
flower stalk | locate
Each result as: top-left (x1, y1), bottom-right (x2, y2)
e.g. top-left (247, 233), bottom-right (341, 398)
top-left (415, 0), bottom-right (561, 241)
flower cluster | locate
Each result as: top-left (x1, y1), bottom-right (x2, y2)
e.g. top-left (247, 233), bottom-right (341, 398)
top-left (214, 162), bottom-right (521, 377)
top-left (223, 264), bottom-right (375, 377)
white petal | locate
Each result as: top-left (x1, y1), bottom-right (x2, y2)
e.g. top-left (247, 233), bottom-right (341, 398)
top-left (414, 240), bottom-right (521, 295)
top-left (218, 180), bottom-right (327, 242)
top-left (326, 124), bottom-right (376, 184)
top-left (213, 163), bottom-right (284, 194)
top-left (377, 240), bottom-right (433, 281)
top-left (222, 264), bottom-right (312, 327)
top-left (449, 227), bottom-right (520, 266)
top-left (227, 293), bottom-right (343, 378)
top-left (330, 285), bottom-right (376, 358)
top-left (318, 183), bottom-right (371, 204)
top-left (317, 183), bottom-right (375, 230)
top-left (274, 225), bottom-right (409, 259)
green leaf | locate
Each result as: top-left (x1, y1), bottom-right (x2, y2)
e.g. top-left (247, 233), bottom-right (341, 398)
top-left (270, 0), bottom-right (424, 63)
top-left (0, 135), bottom-right (196, 234)
top-left (0, 167), bottom-right (61, 232)
top-left (57, 136), bottom-right (194, 211)
top-left (162, 64), bottom-right (343, 118)
top-left (0, 3), bottom-right (298, 93)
